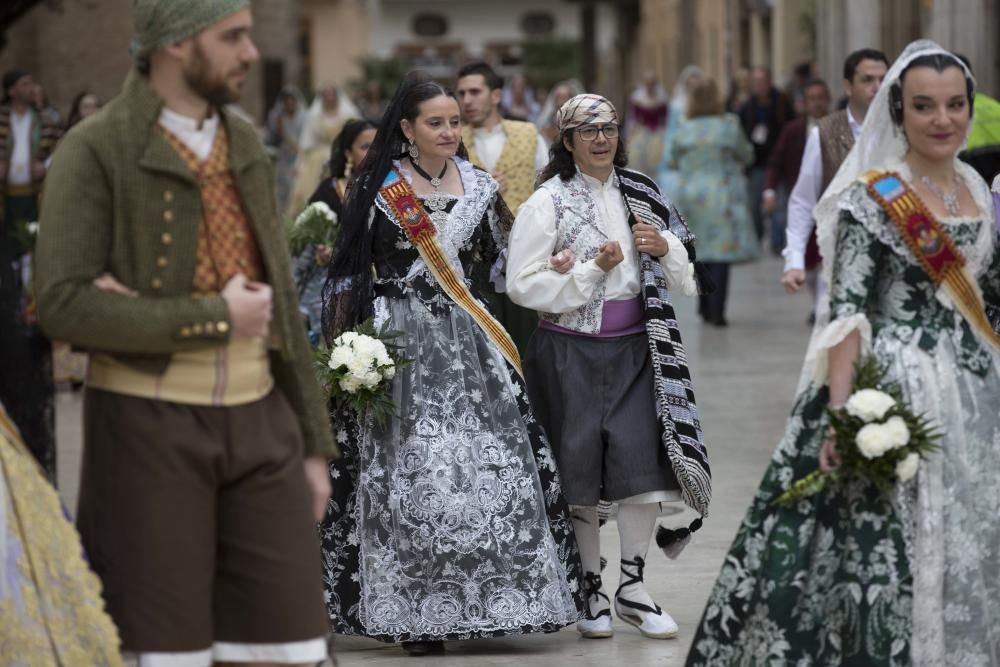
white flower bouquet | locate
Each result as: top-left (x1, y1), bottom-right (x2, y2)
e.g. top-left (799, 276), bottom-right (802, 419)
top-left (13, 220), bottom-right (39, 254)
top-left (775, 356), bottom-right (940, 507)
top-left (287, 201), bottom-right (338, 256)
top-left (315, 318), bottom-right (411, 428)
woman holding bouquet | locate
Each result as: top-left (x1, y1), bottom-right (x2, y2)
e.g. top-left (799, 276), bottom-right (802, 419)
top-left (687, 41), bottom-right (1000, 665)
top-left (294, 119), bottom-right (376, 343)
top-left (318, 72), bottom-right (585, 655)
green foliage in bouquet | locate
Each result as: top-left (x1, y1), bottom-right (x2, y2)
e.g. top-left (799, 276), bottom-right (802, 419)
top-left (774, 356), bottom-right (941, 508)
top-left (287, 202), bottom-right (338, 257)
top-left (314, 318), bottom-right (412, 430)
top-left (12, 219), bottom-right (39, 255)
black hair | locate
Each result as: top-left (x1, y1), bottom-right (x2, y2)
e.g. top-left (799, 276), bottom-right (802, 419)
top-left (536, 129), bottom-right (628, 186)
top-left (889, 52), bottom-right (975, 126)
top-left (323, 71), bottom-right (466, 342)
top-left (456, 61), bottom-right (503, 91)
top-left (843, 48), bottom-right (889, 82)
top-left (804, 78), bottom-right (830, 96)
top-left (2, 69), bottom-right (29, 103)
top-left (794, 62), bottom-right (813, 80)
top-left (328, 119), bottom-right (377, 179)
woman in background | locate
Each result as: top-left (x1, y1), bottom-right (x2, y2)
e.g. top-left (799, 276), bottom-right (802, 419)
top-left (663, 77), bottom-right (757, 326)
top-left (267, 86), bottom-right (306, 214)
top-left (66, 91), bottom-right (100, 129)
top-left (293, 119), bottom-right (376, 344)
top-left (656, 65), bottom-right (703, 200)
top-left (287, 84), bottom-right (360, 217)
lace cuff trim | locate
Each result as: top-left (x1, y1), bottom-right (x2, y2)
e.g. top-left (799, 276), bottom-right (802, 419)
top-left (807, 312), bottom-right (872, 385)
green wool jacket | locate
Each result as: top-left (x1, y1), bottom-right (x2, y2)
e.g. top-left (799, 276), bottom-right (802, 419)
top-left (35, 69), bottom-right (337, 458)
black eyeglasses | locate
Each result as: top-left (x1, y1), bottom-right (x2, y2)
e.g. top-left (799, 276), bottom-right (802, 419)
top-left (575, 124), bottom-right (620, 141)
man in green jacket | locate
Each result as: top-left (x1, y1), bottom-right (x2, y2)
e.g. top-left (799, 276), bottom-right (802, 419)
top-left (35, 2), bottom-right (335, 664)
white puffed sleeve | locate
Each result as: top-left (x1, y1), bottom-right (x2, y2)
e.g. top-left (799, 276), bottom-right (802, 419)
top-left (506, 189), bottom-right (606, 314)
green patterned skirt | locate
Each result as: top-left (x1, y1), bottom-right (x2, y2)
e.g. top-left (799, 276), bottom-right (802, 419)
top-left (686, 385), bottom-right (913, 666)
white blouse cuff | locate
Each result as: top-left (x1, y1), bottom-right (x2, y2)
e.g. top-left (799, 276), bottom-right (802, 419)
top-left (657, 231), bottom-right (697, 295)
top-left (808, 313), bottom-right (872, 385)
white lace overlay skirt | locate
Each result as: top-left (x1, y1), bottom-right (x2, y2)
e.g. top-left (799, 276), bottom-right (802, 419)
top-left (877, 331), bottom-right (1000, 666)
top-left (353, 294), bottom-right (580, 638)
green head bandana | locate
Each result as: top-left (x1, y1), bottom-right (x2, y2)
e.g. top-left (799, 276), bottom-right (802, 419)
top-left (131, 0), bottom-right (250, 68)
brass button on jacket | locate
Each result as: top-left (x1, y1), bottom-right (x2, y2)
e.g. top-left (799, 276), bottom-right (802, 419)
top-left (163, 210), bottom-right (174, 223)
top-left (151, 278), bottom-right (163, 289)
top-left (217, 321), bottom-right (230, 334)
top-left (157, 256), bottom-right (169, 268)
top-left (163, 190), bottom-right (175, 203)
top-left (161, 232), bottom-right (173, 245)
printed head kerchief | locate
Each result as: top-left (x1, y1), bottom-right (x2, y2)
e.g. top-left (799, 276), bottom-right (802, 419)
top-left (556, 94), bottom-right (619, 132)
top-left (131, 0), bottom-right (250, 67)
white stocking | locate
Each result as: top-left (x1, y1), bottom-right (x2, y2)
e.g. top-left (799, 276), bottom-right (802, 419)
top-left (570, 505), bottom-right (602, 575)
top-left (615, 502), bottom-right (659, 607)
top-left (570, 505), bottom-right (609, 617)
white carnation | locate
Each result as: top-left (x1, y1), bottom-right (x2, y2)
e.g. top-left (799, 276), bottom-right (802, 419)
top-left (856, 422), bottom-right (893, 459)
top-left (352, 336), bottom-right (381, 359)
top-left (382, 365), bottom-right (396, 380)
top-left (328, 345), bottom-right (353, 370)
top-left (310, 201), bottom-right (337, 223)
top-left (338, 376), bottom-right (362, 393)
top-left (883, 416), bottom-right (910, 450)
top-left (346, 357), bottom-right (373, 380)
top-left (845, 389), bottom-right (896, 422)
top-left (895, 452), bottom-right (920, 482)
top-left (360, 370), bottom-right (381, 389)
top-left (26, 221), bottom-right (39, 236)
top-left (336, 331), bottom-right (360, 346)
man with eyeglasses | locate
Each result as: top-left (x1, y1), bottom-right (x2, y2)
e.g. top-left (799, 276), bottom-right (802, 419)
top-left (506, 94), bottom-right (711, 642)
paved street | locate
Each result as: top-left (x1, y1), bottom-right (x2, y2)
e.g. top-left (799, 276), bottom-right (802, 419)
top-left (55, 254), bottom-right (815, 666)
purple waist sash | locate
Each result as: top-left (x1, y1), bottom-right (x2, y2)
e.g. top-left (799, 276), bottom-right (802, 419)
top-left (538, 297), bottom-right (646, 338)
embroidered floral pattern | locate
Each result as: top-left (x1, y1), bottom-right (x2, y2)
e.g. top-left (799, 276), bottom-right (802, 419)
top-left (688, 188), bottom-right (1000, 665)
top-left (320, 162), bottom-right (584, 642)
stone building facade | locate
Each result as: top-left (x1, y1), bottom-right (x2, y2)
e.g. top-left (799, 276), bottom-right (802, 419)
top-left (0, 0), bottom-right (301, 124)
top-left (635, 0), bottom-right (998, 106)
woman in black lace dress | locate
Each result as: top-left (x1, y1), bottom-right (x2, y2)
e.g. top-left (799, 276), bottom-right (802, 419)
top-left (318, 73), bottom-right (584, 656)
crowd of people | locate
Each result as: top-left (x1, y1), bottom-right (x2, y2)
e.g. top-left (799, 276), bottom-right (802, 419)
top-left (4, 0), bottom-right (1000, 665)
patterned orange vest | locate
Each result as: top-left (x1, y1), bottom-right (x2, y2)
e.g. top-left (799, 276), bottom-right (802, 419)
top-left (161, 125), bottom-right (264, 293)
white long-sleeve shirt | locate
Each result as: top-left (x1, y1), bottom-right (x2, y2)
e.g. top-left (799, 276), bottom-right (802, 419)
top-left (507, 171), bottom-right (696, 314)
top-left (783, 108), bottom-right (861, 271)
top-left (470, 123), bottom-right (549, 173)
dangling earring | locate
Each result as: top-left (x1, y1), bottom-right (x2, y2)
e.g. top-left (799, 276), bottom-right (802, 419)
top-left (408, 142), bottom-right (420, 160)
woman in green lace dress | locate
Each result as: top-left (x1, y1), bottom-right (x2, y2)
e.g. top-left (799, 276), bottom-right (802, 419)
top-left (687, 41), bottom-right (1000, 666)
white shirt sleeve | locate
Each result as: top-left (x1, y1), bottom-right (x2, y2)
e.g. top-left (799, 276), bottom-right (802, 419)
top-left (783, 125), bottom-right (823, 272)
top-left (534, 130), bottom-right (550, 172)
top-left (658, 230), bottom-right (699, 296)
top-left (506, 191), bottom-right (606, 313)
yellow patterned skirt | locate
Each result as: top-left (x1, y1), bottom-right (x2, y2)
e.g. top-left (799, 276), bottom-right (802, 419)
top-left (0, 406), bottom-right (122, 666)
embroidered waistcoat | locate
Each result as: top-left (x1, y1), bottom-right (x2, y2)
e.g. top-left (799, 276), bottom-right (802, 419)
top-left (462, 119), bottom-right (538, 212)
top-left (536, 173), bottom-right (612, 334)
top-left (161, 126), bottom-right (264, 294)
top-left (816, 109), bottom-right (854, 193)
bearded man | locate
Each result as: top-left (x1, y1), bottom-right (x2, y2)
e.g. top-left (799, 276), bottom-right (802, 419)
top-left (35, 2), bottom-right (336, 665)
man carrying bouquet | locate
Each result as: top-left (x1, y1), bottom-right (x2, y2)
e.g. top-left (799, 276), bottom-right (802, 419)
top-left (35, 1), bottom-right (336, 665)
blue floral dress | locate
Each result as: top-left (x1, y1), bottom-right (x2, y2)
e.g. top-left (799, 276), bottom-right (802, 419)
top-left (663, 114), bottom-right (759, 263)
